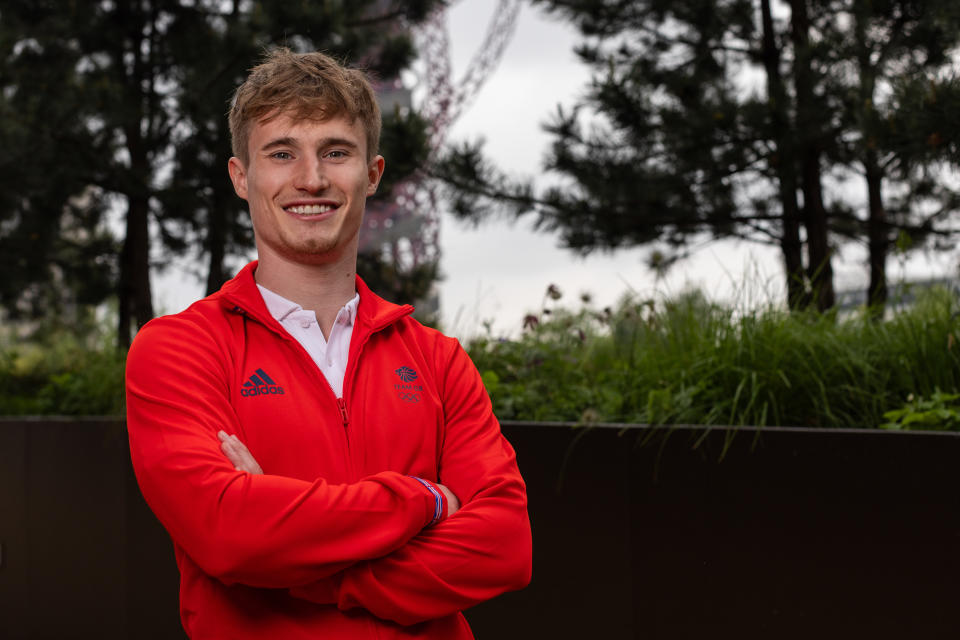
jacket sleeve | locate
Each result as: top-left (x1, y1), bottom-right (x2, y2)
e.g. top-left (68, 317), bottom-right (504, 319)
top-left (289, 339), bottom-right (533, 624)
top-left (125, 317), bottom-right (444, 589)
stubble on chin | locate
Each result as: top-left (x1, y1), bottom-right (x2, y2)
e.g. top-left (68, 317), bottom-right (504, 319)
top-left (274, 225), bottom-right (360, 264)
top-left (275, 238), bottom-right (340, 264)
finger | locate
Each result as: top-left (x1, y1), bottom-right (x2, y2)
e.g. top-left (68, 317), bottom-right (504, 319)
top-left (436, 483), bottom-right (461, 517)
top-left (229, 437), bottom-right (263, 474)
top-left (217, 432), bottom-right (263, 474)
top-left (220, 439), bottom-right (244, 467)
top-left (219, 433), bottom-right (246, 461)
top-left (228, 435), bottom-right (254, 462)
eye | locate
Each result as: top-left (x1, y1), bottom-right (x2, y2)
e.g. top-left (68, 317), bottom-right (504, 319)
top-left (269, 151), bottom-right (293, 160)
top-left (324, 149), bottom-right (348, 160)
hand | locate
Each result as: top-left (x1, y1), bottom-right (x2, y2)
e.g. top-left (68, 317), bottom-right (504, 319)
top-left (218, 430), bottom-right (264, 474)
top-left (435, 483), bottom-right (460, 518)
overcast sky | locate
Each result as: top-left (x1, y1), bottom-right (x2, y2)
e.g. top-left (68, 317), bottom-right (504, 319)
top-left (436, 1), bottom-right (959, 338)
top-left (155, 1), bottom-right (959, 339)
top-left (436, 1), bottom-right (785, 337)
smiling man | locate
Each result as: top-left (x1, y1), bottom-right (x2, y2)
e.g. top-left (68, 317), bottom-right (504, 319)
top-left (125, 49), bottom-right (531, 639)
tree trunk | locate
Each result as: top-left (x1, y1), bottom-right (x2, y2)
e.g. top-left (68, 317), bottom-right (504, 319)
top-left (790, 0), bottom-right (835, 311)
top-left (205, 204), bottom-right (227, 296)
top-left (800, 156), bottom-right (835, 311)
top-left (117, 117), bottom-right (154, 347)
top-left (115, 0), bottom-right (156, 348)
top-left (760, 0), bottom-right (807, 309)
top-left (118, 193), bottom-right (153, 348)
top-left (853, 8), bottom-right (888, 314)
top-left (865, 155), bottom-right (888, 310)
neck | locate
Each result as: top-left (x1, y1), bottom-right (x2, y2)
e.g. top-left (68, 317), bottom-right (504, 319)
top-left (254, 244), bottom-right (358, 338)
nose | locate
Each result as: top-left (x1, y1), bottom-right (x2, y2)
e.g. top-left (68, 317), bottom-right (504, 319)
top-left (293, 155), bottom-right (329, 193)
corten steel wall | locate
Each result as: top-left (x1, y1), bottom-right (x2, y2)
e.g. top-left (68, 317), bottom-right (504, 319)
top-left (0, 418), bottom-right (181, 640)
top-left (472, 423), bottom-right (960, 639)
top-left (2, 419), bottom-right (960, 639)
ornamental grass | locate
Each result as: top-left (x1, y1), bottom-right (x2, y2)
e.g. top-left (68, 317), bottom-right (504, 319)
top-left (466, 285), bottom-right (960, 429)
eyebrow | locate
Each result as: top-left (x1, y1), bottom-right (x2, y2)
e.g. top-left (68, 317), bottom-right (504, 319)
top-left (259, 136), bottom-right (359, 153)
top-left (260, 137), bottom-right (297, 152)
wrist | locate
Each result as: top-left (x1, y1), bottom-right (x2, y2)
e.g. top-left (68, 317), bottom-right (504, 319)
top-left (408, 476), bottom-right (445, 526)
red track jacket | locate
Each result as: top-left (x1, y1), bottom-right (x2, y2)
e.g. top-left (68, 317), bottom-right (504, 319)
top-left (126, 262), bottom-right (532, 639)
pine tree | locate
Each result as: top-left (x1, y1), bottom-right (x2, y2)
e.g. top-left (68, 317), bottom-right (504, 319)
top-left (437, 0), bottom-right (960, 311)
top-left (821, 0), bottom-right (960, 309)
top-left (0, 0), bottom-right (442, 346)
top-left (0, 3), bottom-right (116, 323)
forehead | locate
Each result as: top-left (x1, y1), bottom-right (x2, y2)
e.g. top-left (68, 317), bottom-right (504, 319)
top-left (248, 111), bottom-right (366, 153)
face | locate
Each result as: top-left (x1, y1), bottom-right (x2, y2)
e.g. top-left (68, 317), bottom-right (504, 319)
top-left (228, 112), bottom-right (384, 266)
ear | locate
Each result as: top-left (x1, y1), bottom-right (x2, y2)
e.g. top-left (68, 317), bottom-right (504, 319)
top-left (366, 155), bottom-right (385, 197)
top-left (227, 156), bottom-right (249, 200)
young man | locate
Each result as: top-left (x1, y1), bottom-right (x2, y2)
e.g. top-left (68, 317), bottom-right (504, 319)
top-left (125, 49), bottom-right (532, 639)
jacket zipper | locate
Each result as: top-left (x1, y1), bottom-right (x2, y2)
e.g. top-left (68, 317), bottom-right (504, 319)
top-left (229, 295), bottom-right (412, 483)
top-left (234, 303), bottom-right (356, 473)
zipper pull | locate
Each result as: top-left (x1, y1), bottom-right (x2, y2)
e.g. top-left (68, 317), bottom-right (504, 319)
top-left (337, 398), bottom-right (349, 428)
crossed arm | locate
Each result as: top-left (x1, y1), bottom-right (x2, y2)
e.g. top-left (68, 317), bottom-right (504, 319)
top-left (127, 320), bottom-right (531, 625)
top-left (210, 343), bottom-right (532, 624)
top-left (219, 430), bottom-right (462, 517)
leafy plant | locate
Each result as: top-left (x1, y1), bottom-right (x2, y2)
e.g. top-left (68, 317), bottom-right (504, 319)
top-left (468, 283), bottom-right (960, 429)
top-left (0, 311), bottom-right (125, 416)
top-left (880, 391), bottom-right (960, 431)
top-left (4, 282), bottom-right (960, 426)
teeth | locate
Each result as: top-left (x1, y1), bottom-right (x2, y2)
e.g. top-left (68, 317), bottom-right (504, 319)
top-left (287, 204), bottom-right (335, 215)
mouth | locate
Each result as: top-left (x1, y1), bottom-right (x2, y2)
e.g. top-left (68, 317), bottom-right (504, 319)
top-left (283, 203), bottom-right (340, 217)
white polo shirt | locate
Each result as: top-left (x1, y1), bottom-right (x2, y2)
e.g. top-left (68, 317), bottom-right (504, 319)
top-left (256, 284), bottom-right (359, 399)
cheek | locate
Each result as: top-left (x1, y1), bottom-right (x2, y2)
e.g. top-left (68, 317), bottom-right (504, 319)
top-left (248, 166), bottom-right (284, 197)
top-left (354, 168), bottom-right (375, 194)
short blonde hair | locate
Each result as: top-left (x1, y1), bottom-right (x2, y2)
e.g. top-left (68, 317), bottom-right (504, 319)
top-left (229, 48), bottom-right (381, 163)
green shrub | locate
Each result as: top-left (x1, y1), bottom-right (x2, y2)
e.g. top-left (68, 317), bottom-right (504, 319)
top-left (5, 283), bottom-right (960, 426)
top-left (880, 390), bottom-right (960, 431)
top-left (0, 317), bottom-right (125, 416)
top-left (467, 284), bottom-right (960, 429)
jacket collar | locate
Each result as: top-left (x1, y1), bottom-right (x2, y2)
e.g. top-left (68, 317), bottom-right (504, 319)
top-left (218, 260), bottom-right (413, 337)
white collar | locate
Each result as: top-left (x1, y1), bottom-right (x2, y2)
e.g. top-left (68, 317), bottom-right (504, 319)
top-left (256, 284), bottom-right (360, 326)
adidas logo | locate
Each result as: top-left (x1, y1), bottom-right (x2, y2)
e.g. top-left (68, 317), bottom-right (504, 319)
top-left (241, 368), bottom-right (285, 397)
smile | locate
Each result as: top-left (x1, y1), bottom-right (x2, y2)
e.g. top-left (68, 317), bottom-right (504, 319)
top-left (285, 204), bottom-right (337, 215)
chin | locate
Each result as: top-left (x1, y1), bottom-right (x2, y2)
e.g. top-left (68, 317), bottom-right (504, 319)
top-left (281, 242), bottom-right (347, 264)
